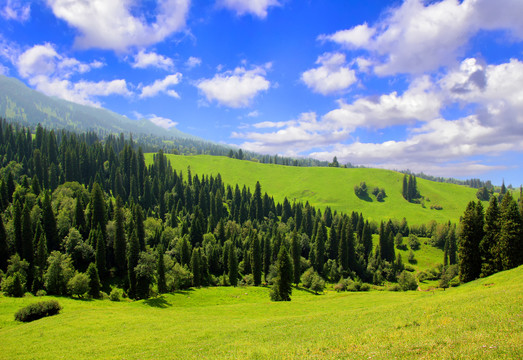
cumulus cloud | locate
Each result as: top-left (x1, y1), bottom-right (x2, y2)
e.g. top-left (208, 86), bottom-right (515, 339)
top-left (148, 114), bottom-right (178, 129)
top-left (132, 50), bottom-right (174, 70)
top-left (218, 0), bottom-right (280, 18)
top-left (1, 0), bottom-right (30, 21)
top-left (320, 0), bottom-right (523, 75)
top-left (46, 0), bottom-right (190, 51)
top-left (16, 43), bottom-right (129, 107)
top-left (140, 73), bottom-right (183, 98)
top-left (186, 56), bottom-right (201, 69)
top-left (196, 64), bottom-right (270, 108)
top-left (301, 53), bottom-right (357, 95)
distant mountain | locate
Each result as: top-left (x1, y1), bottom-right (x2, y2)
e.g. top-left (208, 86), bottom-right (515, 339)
top-left (0, 75), bottom-right (198, 140)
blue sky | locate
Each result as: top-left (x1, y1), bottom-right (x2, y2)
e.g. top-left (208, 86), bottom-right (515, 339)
top-left (1, 0), bottom-right (523, 186)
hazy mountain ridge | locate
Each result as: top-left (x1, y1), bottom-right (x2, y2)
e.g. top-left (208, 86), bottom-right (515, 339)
top-left (0, 75), bottom-right (197, 140)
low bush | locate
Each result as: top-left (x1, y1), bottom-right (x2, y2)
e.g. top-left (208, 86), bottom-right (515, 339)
top-left (109, 288), bottom-right (123, 301)
top-left (14, 300), bottom-right (62, 322)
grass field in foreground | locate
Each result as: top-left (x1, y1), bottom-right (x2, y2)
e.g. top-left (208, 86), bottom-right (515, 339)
top-left (1, 266), bottom-right (521, 359)
top-left (145, 154), bottom-right (482, 225)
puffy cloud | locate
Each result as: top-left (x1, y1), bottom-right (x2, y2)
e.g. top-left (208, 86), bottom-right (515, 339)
top-left (16, 43), bottom-right (129, 107)
top-left (132, 50), bottom-right (174, 70)
top-left (323, 76), bottom-right (441, 130)
top-left (45, 0), bottom-right (190, 51)
top-left (185, 56), bottom-right (202, 69)
top-left (1, 0), bottom-right (30, 21)
top-left (321, 0), bottom-right (523, 75)
top-left (218, 0), bottom-right (280, 18)
top-left (196, 65), bottom-right (270, 108)
top-left (148, 114), bottom-right (178, 129)
top-left (301, 53), bottom-right (357, 95)
top-left (140, 73), bottom-right (183, 98)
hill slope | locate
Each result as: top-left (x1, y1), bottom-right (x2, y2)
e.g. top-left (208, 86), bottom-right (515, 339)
top-left (0, 266), bottom-right (521, 359)
top-left (0, 75), bottom-right (196, 140)
top-left (150, 154), bottom-right (481, 225)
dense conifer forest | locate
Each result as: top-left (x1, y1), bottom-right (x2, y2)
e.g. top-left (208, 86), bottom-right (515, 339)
top-left (0, 119), bottom-right (521, 302)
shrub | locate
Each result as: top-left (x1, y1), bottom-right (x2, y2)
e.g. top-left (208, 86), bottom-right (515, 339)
top-left (388, 284), bottom-right (401, 291)
top-left (334, 278), bottom-right (349, 292)
top-left (67, 272), bottom-right (90, 298)
top-left (408, 250), bottom-right (416, 264)
top-left (36, 289), bottom-right (47, 297)
top-left (398, 271), bottom-right (418, 291)
top-left (300, 267), bottom-right (315, 288)
top-left (310, 273), bottom-right (325, 294)
top-left (359, 283), bottom-right (371, 291)
top-left (170, 263), bottom-right (193, 290)
top-left (241, 274), bottom-right (254, 286)
top-left (1, 272), bottom-right (25, 297)
top-left (14, 300), bottom-right (62, 322)
top-left (408, 235), bottom-right (420, 250)
top-left (346, 279), bottom-right (360, 292)
top-left (109, 288), bottom-right (123, 301)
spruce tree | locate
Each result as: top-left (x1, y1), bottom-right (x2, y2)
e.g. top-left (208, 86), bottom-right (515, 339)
top-left (251, 235), bottom-right (262, 286)
top-left (85, 262), bottom-right (100, 298)
top-left (0, 215), bottom-right (9, 271)
top-left (13, 198), bottom-right (22, 256)
top-left (157, 244), bottom-right (167, 293)
top-left (480, 196), bottom-right (501, 277)
top-left (458, 201), bottom-right (483, 282)
top-left (315, 223), bottom-right (326, 274)
top-left (338, 220), bottom-right (348, 271)
top-left (263, 235), bottom-right (271, 281)
top-left (127, 230), bottom-right (140, 299)
top-left (90, 182), bottom-right (106, 238)
top-left (74, 195), bottom-right (87, 238)
top-left (191, 248), bottom-right (201, 287)
top-left (95, 226), bottom-right (106, 280)
top-left (228, 245), bottom-right (238, 287)
top-left (42, 191), bottom-right (58, 251)
top-left (33, 230), bottom-right (47, 292)
top-left (499, 192), bottom-right (523, 270)
top-left (448, 225), bottom-right (457, 265)
top-left (291, 230), bottom-right (301, 285)
top-left (270, 244), bottom-right (293, 301)
top-left (113, 196), bottom-right (127, 276)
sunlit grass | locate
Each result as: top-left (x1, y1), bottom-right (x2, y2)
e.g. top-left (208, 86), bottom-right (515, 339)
top-left (1, 266), bottom-right (521, 359)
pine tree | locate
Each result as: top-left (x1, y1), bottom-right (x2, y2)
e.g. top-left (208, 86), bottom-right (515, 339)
top-left (95, 226), bottom-right (106, 280)
top-left (191, 248), bottom-right (201, 287)
top-left (499, 192), bottom-right (523, 270)
top-left (251, 235), bottom-right (262, 286)
top-left (113, 196), bottom-right (126, 276)
top-left (448, 225), bottom-right (457, 265)
top-left (90, 182), bottom-right (106, 237)
top-left (74, 195), bottom-right (86, 238)
top-left (42, 191), bottom-right (58, 251)
top-left (228, 244), bottom-right (238, 287)
top-left (0, 215), bottom-right (9, 271)
top-left (291, 230), bottom-right (301, 285)
top-left (402, 175), bottom-right (408, 201)
top-left (156, 244), bottom-right (167, 294)
top-left (480, 196), bottom-right (501, 277)
top-left (33, 229), bottom-right (47, 292)
top-left (263, 235), bottom-right (271, 282)
top-left (87, 262), bottom-right (101, 298)
top-left (315, 223), bottom-right (326, 274)
top-left (127, 230), bottom-right (140, 299)
top-left (13, 198), bottom-right (23, 256)
top-left (458, 201), bottom-right (484, 282)
top-left (134, 204), bottom-right (145, 251)
top-left (270, 244), bottom-right (293, 301)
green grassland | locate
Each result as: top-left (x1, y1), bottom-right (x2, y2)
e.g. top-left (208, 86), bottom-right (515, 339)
top-left (146, 154), bottom-right (482, 225)
top-left (1, 266), bottom-right (521, 359)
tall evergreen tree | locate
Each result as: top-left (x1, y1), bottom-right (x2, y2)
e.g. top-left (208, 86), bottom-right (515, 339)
top-left (291, 230), bottom-right (301, 285)
top-left (113, 196), bottom-right (126, 276)
top-left (0, 215), bottom-right (9, 271)
top-left (33, 229), bottom-right (47, 292)
top-left (87, 262), bottom-right (101, 298)
top-left (134, 204), bottom-right (145, 251)
top-left (480, 196), bottom-right (501, 277)
top-left (251, 235), bottom-right (262, 286)
top-left (270, 244), bottom-right (293, 301)
top-left (95, 226), bottom-right (106, 280)
top-left (458, 201), bottom-right (484, 282)
top-left (228, 244), bottom-right (238, 287)
top-left (191, 248), bottom-right (201, 287)
top-left (499, 192), bottom-right (523, 270)
top-left (448, 225), bottom-right (457, 265)
top-left (13, 198), bottom-right (23, 256)
top-left (263, 235), bottom-right (271, 282)
top-left (127, 230), bottom-right (140, 299)
top-left (90, 182), bottom-right (106, 237)
top-left (315, 223), bottom-right (326, 274)
top-left (74, 195), bottom-right (87, 238)
top-left (338, 220), bottom-right (348, 271)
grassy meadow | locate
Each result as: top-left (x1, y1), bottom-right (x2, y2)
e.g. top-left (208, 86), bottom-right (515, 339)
top-left (1, 266), bottom-right (521, 359)
top-left (145, 154), bottom-right (482, 225)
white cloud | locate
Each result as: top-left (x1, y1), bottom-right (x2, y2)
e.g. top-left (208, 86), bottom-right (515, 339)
top-left (132, 50), bottom-right (174, 70)
top-left (218, 0), bottom-right (280, 18)
top-left (197, 65), bottom-right (270, 108)
top-left (1, 0), bottom-right (30, 22)
top-left (140, 73), bottom-right (183, 98)
top-left (16, 43), bottom-right (128, 107)
top-left (148, 114), bottom-right (178, 129)
top-left (186, 56), bottom-right (201, 68)
top-left (46, 0), bottom-right (190, 51)
top-left (301, 52), bottom-right (357, 95)
top-left (247, 110), bottom-right (260, 118)
top-left (321, 0), bottom-right (523, 75)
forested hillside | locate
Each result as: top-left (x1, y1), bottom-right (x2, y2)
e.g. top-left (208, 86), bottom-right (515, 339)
top-left (0, 120), bottom-right (521, 304)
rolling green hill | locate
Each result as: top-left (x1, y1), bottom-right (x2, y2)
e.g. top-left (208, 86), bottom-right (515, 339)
top-left (1, 266), bottom-right (521, 359)
top-left (147, 154), bottom-right (482, 225)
